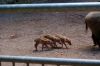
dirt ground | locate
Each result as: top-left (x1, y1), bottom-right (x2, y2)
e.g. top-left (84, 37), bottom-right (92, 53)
top-left (0, 12), bottom-right (100, 63)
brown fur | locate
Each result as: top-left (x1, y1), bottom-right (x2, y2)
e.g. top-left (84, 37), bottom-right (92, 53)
top-left (44, 34), bottom-right (65, 48)
top-left (55, 34), bottom-right (72, 48)
top-left (34, 37), bottom-right (54, 51)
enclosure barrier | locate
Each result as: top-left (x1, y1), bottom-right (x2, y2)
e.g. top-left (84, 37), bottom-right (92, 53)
top-left (0, 55), bottom-right (100, 66)
top-left (0, 2), bottom-right (100, 13)
top-left (0, 2), bottom-right (100, 66)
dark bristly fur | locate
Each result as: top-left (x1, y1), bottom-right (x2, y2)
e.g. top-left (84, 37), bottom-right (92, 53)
top-left (85, 12), bottom-right (100, 48)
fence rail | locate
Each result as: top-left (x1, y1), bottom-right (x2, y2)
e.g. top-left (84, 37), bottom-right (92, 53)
top-left (0, 2), bottom-right (100, 13)
top-left (0, 55), bottom-right (100, 66)
top-left (0, 2), bottom-right (100, 66)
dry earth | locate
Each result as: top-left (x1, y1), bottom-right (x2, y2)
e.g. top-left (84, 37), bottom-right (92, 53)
top-left (0, 12), bottom-right (100, 66)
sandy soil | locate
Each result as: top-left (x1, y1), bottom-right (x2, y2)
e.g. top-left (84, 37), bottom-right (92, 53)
top-left (0, 12), bottom-right (100, 66)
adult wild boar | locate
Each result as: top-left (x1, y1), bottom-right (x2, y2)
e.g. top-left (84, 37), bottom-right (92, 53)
top-left (85, 12), bottom-right (100, 47)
